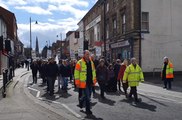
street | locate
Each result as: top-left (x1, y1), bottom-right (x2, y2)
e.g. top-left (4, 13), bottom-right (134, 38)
top-left (25, 69), bottom-right (182, 120)
top-left (0, 68), bottom-right (182, 120)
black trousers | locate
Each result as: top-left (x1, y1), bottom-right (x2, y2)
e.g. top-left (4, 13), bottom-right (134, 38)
top-left (32, 73), bottom-right (37, 84)
top-left (98, 83), bottom-right (105, 97)
top-left (48, 77), bottom-right (56, 95)
top-left (129, 87), bottom-right (138, 100)
top-left (122, 82), bottom-right (128, 95)
top-left (164, 78), bottom-right (172, 89)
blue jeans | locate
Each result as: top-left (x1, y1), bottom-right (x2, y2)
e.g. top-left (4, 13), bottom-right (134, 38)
top-left (80, 86), bottom-right (92, 111)
top-left (63, 77), bottom-right (68, 90)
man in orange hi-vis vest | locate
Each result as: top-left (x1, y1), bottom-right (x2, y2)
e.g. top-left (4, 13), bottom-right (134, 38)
top-left (74, 50), bottom-right (96, 115)
top-left (161, 56), bottom-right (174, 89)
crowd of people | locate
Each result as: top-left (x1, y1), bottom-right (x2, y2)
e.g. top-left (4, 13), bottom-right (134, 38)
top-left (28, 50), bottom-right (173, 115)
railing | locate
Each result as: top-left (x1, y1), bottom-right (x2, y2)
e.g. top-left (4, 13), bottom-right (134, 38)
top-left (153, 68), bottom-right (162, 77)
top-left (2, 67), bottom-right (13, 98)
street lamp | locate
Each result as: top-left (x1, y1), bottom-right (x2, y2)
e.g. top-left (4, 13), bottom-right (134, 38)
top-left (57, 33), bottom-right (62, 59)
top-left (30, 17), bottom-right (38, 62)
top-left (28, 17), bottom-right (38, 71)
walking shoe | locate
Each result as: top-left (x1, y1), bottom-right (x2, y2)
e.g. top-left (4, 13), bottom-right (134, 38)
top-left (77, 104), bottom-right (83, 109)
top-left (135, 98), bottom-right (142, 103)
top-left (86, 110), bottom-right (92, 115)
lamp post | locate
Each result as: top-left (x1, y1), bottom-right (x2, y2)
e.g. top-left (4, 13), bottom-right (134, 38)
top-left (100, 0), bottom-right (106, 58)
top-left (28, 17), bottom-right (38, 71)
top-left (57, 33), bottom-right (62, 59)
top-left (29, 17), bottom-right (38, 61)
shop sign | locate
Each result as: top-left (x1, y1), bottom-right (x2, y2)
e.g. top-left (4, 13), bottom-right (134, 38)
top-left (111, 41), bottom-right (129, 48)
top-left (86, 15), bottom-right (101, 30)
top-left (95, 47), bottom-right (102, 57)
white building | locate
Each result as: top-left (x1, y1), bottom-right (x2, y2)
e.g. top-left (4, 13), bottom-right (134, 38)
top-left (67, 31), bottom-right (79, 59)
top-left (141, 0), bottom-right (182, 72)
top-left (77, 21), bottom-right (84, 57)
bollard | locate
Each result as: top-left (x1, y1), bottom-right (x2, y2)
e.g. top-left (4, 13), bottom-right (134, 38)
top-left (2, 69), bottom-right (8, 98)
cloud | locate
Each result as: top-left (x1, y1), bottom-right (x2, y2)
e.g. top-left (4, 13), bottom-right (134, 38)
top-left (6, 0), bottom-right (27, 6)
top-left (60, 4), bottom-right (88, 19)
top-left (15, 6), bottom-right (52, 15)
top-left (0, 0), bottom-right (9, 9)
top-left (17, 17), bottom-right (79, 50)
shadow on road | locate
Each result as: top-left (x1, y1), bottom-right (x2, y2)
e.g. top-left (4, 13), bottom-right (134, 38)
top-left (131, 102), bottom-right (157, 112)
top-left (105, 91), bottom-right (124, 96)
top-left (80, 110), bottom-right (103, 120)
top-left (92, 92), bottom-right (116, 106)
top-left (139, 94), bottom-right (167, 107)
top-left (41, 93), bottom-right (60, 101)
top-left (121, 98), bottom-right (157, 112)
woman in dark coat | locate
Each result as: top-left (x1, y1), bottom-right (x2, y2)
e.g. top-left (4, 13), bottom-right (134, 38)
top-left (96, 59), bottom-right (108, 99)
top-left (107, 64), bottom-right (116, 92)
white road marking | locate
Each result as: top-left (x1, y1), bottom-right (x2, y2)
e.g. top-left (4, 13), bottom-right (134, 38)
top-left (61, 103), bottom-right (82, 118)
top-left (28, 87), bottom-right (40, 98)
top-left (139, 92), bottom-right (182, 104)
top-left (38, 97), bottom-right (82, 118)
top-left (36, 91), bottom-right (40, 98)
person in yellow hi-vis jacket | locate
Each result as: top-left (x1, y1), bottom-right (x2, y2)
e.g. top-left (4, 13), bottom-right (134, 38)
top-left (74, 50), bottom-right (97, 115)
top-left (123, 58), bottom-right (144, 103)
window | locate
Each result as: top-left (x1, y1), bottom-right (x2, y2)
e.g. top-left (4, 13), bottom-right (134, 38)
top-left (106, 21), bottom-right (109, 39)
top-left (121, 13), bottom-right (126, 34)
top-left (141, 12), bottom-right (149, 32)
top-left (113, 0), bottom-right (117, 7)
top-left (106, 3), bottom-right (109, 12)
top-left (113, 17), bottom-right (117, 36)
top-left (97, 24), bottom-right (100, 41)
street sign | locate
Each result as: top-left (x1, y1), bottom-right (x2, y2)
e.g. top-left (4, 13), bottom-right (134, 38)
top-left (95, 47), bottom-right (101, 57)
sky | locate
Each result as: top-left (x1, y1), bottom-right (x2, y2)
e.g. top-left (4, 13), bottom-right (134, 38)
top-left (0, 0), bottom-right (97, 51)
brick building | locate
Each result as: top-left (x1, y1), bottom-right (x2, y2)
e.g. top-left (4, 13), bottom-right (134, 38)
top-left (103, 0), bottom-right (141, 62)
top-left (0, 6), bottom-right (19, 74)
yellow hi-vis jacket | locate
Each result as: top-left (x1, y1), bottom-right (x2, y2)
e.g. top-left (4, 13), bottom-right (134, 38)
top-left (162, 61), bottom-right (174, 79)
top-left (123, 64), bottom-right (144, 87)
top-left (74, 58), bottom-right (97, 88)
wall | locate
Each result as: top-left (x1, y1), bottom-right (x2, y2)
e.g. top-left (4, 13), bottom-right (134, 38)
top-left (69, 31), bottom-right (79, 59)
top-left (141, 0), bottom-right (182, 72)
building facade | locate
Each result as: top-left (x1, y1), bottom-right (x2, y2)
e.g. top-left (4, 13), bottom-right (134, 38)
top-left (66, 31), bottom-right (79, 59)
top-left (0, 16), bottom-right (8, 74)
top-left (81, 1), bottom-right (103, 58)
top-left (0, 6), bottom-right (19, 74)
top-left (76, 0), bottom-right (182, 72)
top-left (141, 0), bottom-right (182, 72)
top-left (104, 0), bottom-right (141, 62)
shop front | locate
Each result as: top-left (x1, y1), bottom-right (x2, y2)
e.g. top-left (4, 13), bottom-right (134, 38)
top-left (110, 40), bottom-right (131, 61)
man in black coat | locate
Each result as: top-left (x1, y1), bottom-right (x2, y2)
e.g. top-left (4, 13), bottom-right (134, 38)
top-left (30, 61), bottom-right (38, 84)
top-left (47, 58), bottom-right (59, 96)
top-left (113, 59), bottom-right (121, 91)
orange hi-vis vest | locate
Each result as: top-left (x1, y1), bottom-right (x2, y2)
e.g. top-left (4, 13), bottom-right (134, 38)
top-left (74, 58), bottom-right (97, 88)
top-left (163, 61), bottom-right (174, 79)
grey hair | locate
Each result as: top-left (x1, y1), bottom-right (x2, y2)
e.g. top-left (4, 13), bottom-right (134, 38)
top-left (83, 50), bottom-right (90, 55)
top-left (130, 57), bottom-right (136, 62)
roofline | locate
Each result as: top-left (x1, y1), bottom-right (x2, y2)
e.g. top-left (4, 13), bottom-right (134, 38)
top-left (77, 0), bottom-right (103, 25)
